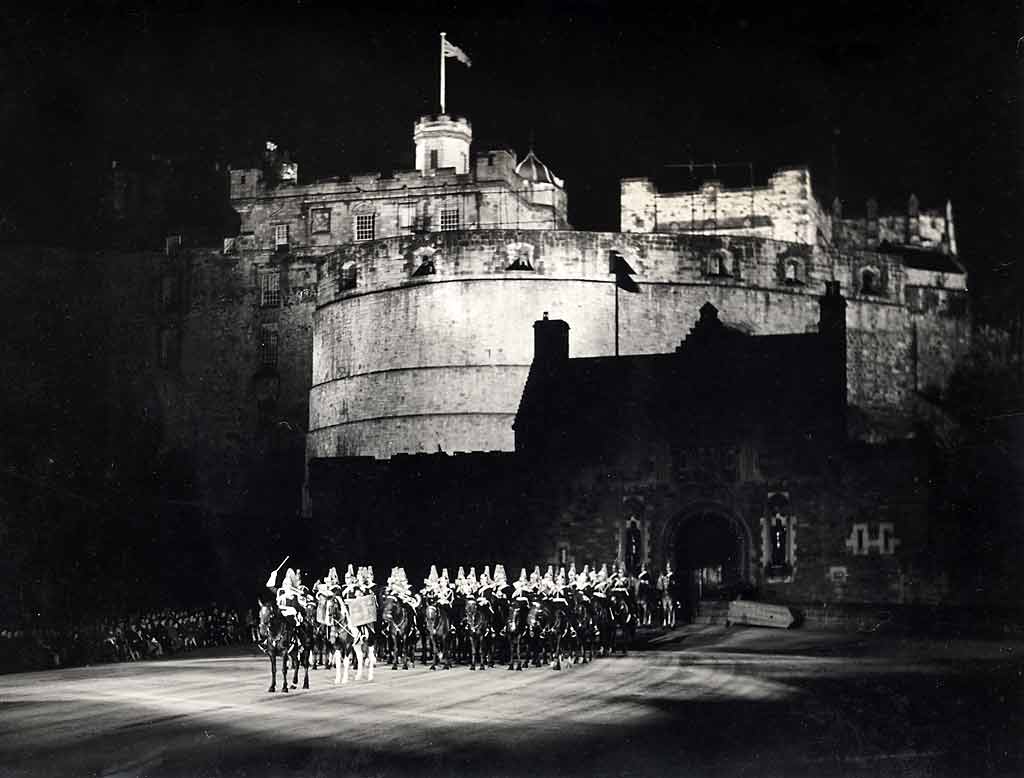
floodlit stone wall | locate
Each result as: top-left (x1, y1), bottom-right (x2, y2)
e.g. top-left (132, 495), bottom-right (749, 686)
top-left (310, 229), bottom-right (970, 459)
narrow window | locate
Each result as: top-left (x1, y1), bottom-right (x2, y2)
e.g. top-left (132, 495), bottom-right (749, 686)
top-left (260, 272), bottom-right (281, 307)
top-left (274, 224), bottom-right (289, 250)
top-left (165, 234), bottom-right (182, 256)
top-left (784, 260), bottom-right (800, 284)
top-left (259, 325), bottom-right (279, 367)
top-left (429, 149), bottom-right (439, 170)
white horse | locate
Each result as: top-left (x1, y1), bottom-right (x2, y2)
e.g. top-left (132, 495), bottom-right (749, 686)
top-left (323, 595), bottom-right (377, 685)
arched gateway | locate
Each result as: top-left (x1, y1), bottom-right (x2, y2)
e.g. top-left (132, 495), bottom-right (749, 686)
top-left (661, 504), bottom-right (754, 622)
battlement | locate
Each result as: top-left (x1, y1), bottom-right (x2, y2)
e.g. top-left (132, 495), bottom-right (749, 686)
top-left (316, 228), bottom-right (965, 311)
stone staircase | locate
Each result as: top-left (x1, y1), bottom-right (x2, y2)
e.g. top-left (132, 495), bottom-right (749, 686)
top-left (693, 600), bottom-right (731, 626)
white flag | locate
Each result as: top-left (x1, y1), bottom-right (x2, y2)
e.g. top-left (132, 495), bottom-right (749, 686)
top-left (443, 39), bottom-right (472, 67)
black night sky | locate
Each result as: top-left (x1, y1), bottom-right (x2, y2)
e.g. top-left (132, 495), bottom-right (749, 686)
top-left (2, 2), bottom-right (1020, 286)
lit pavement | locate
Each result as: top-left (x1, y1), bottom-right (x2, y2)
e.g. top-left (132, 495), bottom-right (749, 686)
top-left (0, 626), bottom-right (1021, 777)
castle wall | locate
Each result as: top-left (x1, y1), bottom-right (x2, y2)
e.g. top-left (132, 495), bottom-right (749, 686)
top-left (621, 168), bottom-right (829, 245)
top-left (162, 246), bottom-right (318, 517)
top-left (311, 230), bottom-right (968, 459)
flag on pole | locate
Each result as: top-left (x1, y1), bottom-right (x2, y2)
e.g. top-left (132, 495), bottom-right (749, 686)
top-left (442, 38), bottom-right (472, 67)
top-left (610, 251), bottom-right (640, 292)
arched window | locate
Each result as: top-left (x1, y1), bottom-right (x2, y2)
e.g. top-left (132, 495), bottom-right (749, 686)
top-left (860, 266), bottom-right (880, 295)
top-left (339, 261), bottom-right (357, 291)
top-left (706, 250), bottom-right (734, 277)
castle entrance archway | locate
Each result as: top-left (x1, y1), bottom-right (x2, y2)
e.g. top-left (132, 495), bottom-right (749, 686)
top-left (664, 506), bottom-right (753, 622)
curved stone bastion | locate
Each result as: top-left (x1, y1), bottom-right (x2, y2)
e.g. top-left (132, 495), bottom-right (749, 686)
top-left (309, 229), bottom-right (968, 459)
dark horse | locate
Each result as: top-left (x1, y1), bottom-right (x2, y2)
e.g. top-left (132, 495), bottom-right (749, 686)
top-left (462, 598), bottom-right (491, 671)
top-left (607, 587), bottom-right (637, 654)
top-left (506, 595), bottom-right (531, 671)
top-left (567, 589), bottom-right (597, 665)
top-left (423, 602), bottom-right (453, 671)
top-left (527, 598), bottom-right (569, 670)
top-left (636, 574), bottom-right (660, 627)
top-left (381, 595), bottom-right (416, 670)
top-left (258, 601), bottom-right (294, 693)
top-left (285, 598), bottom-right (316, 690)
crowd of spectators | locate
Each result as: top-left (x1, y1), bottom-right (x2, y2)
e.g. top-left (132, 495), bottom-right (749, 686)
top-left (0, 606), bottom-right (256, 674)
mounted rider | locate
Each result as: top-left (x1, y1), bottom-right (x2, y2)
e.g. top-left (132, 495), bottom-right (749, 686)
top-left (512, 568), bottom-right (531, 602)
top-left (341, 564), bottom-right (359, 599)
top-left (356, 565), bottom-right (376, 596)
top-left (269, 567), bottom-right (306, 624)
top-left (386, 566), bottom-right (420, 609)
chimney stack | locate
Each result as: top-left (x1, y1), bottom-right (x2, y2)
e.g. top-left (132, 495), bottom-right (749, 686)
top-left (532, 312), bottom-right (569, 369)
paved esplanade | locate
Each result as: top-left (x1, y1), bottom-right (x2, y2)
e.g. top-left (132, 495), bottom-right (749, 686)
top-left (0, 627), bottom-right (1020, 777)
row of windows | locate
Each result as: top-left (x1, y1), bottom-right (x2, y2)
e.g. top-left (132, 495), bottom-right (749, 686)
top-left (270, 207), bottom-right (462, 248)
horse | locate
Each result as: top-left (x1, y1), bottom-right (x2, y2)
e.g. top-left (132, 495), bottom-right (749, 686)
top-left (323, 594), bottom-right (376, 685)
top-left (506, 595), bottom-right (531, 671)
top-left (527, 598), bottom-right (568, 670)
top-left (257, 601), bottom-right (294, 693)
top-left (462, 598), bottom-right (491, 671)
top-left (589, 594), bottom-right (615, 656)
top-left (381, 595), bottom-right (416, 670)
top-left (658, 572), bottom-right (677, 629)
top-left (566, 589), bottom-right (597, 664)
top-left (607, 586), bottom-right (637, 654)
top-left (287, 597), bottom-right (317, 690)
top-left (636, 574), bottom-right (660, 627)
top-left (423, 601), bottom-right (453, 671)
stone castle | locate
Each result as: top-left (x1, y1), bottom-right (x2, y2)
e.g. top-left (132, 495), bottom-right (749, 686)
top-left (220, 112), bottom-right (968, 463)
top-left (72, 108), bottom-right (976, 613)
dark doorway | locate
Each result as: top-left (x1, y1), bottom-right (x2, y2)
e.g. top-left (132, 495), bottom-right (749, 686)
top-left (673, 511), bottom-right (747, 620)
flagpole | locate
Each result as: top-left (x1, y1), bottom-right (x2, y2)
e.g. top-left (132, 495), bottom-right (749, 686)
top-left (440, 32), bottom-right (446, 114)
top-left (615, 279), bottom-right (620, 357)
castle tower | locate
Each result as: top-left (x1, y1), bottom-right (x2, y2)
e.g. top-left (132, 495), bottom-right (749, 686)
top-left (414, 114), bottom-right (472, 175)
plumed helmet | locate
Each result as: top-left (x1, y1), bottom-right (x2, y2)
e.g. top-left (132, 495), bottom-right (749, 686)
top-left (568, 562), bottom-right (577, 578)
top-left (457, 566), bottom-right (466, 580)
top-left (347, 563), bottom-right (355, 577)
top-left (467, 567), bottom-right (477, 582)
top-left (494, 564), bottom-right (507, 584)
top-left (327, 567), bottom-right (340, 587)
top-left (518, 568), bottom-right (528, 583)
top-left (545, 565), bottom-right (554, 579)
top-left (426, 564), bottom-right (439, 585)
top-left (441, 567), bottom-right (450, 582)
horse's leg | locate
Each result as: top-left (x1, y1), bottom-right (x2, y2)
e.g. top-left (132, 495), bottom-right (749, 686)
top-left (552, 632), bottom-right (562, 671)
top-left (269, 651), bottom-right (277, 693)
top-left (390, 630), bottom-right (399, 671)
top-left (429, 632), bottom-right (438, 671)
top-left (342, 650), bottom-right (352, 685)
top-left (334, 647), bottom-right (343, 685)
top-left (354, 640), bottom-right (365, 680)
top-left (302, 645), bottom-right (310, 689)
top-left (469, 633), bottom-right (477, 671)
top-left (281, 646), bottom-right (290, 693)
